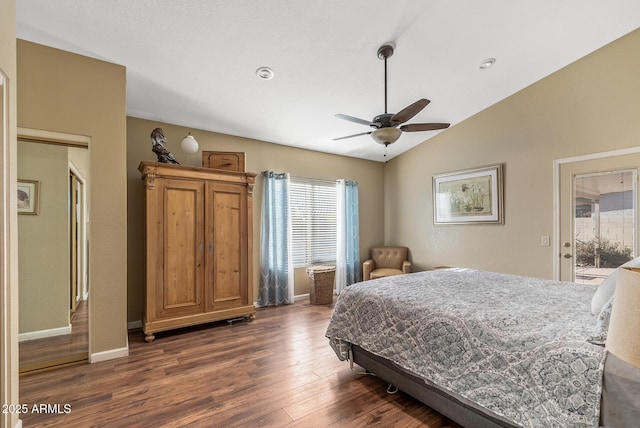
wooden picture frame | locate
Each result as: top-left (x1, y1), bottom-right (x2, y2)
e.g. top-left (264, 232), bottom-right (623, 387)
top-left (202, 151), bottom-right (245, 172)
top-left (17, 179), bottom-right (39, 215)
top-left (433, 164), bottom-right (503, 224)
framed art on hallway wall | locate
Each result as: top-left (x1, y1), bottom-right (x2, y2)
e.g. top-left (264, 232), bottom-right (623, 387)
top-left (17, 179), bottom-right (39, 215)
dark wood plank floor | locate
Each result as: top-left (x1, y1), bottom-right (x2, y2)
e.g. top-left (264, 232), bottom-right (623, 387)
top-left (19, 299), bottom-right (462, 427)
top-left (20, 299), bottom-right (89, 371)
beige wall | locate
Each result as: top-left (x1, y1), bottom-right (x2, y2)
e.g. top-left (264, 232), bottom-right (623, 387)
top-left (385, 29), bottom-right (640, 279)
top-left (126, 117), bottom-right (384, 322)
top-left (17, 40), bottom-right (128, 358)
top-left (17, 142), bottom-right (69, 333)
top-left (1, 1), bottom-right (18, 426)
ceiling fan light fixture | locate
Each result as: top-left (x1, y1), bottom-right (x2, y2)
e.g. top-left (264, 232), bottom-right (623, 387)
top-left (333, 42), bottom-right (450, 151)
top-left (371, 127), bottom-right (402, 145)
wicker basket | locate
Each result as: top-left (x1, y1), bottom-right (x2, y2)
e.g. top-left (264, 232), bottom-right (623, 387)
top-left (306, 265), bottom-right (336, 305)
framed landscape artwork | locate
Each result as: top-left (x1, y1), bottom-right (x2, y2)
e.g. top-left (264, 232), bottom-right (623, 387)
top-left (17, 179), bottom-right (39, 215)
top-left (433, 164), bottom-right (503, 224)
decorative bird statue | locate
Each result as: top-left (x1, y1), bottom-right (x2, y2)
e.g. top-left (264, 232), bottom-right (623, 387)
top-left (150, 127), bottom-right (180, 164)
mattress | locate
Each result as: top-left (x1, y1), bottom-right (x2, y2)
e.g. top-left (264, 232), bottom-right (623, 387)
top-left (325, 268), bottom-right (606, 427)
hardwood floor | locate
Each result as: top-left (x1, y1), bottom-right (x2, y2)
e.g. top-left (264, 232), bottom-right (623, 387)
top-left (19, 299), bottom-right (462, 427)
top-left (19, 299), bottom-right (89, 372)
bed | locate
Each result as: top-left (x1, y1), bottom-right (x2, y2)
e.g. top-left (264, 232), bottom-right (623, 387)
top-left (325, 268), bottom-right (638, 427)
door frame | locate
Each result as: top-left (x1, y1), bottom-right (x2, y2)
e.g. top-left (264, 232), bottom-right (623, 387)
top-left (553, 146), bottom-right (640, 280)
top-left (69, 163), bottom-right (88, 307)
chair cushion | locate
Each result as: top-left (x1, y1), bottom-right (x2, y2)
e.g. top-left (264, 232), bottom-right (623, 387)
top-left (371, 246), bottom-right (408, 270)
top-left (370, 268), bottom-right (404, 279)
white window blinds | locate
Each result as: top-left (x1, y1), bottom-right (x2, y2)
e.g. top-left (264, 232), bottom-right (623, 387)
top-left (289, 177), bottom-right (337, 266)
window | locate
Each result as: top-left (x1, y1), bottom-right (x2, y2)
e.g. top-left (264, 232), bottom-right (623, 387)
top-left (289, 177), bottom-right (337, 266)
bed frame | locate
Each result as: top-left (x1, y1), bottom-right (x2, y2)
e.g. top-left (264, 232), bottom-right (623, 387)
top-left (353, 345), bottom-right (640, 427)
top-left (352, 345), bottom-right (519, 428)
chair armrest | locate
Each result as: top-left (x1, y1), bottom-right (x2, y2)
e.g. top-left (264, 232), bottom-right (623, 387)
top-left (363, 259), bottom-right (375, 280)
top-left (402, 261), bottom-right (412, 274)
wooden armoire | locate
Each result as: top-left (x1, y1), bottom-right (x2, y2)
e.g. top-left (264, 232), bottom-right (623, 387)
top-left (138, 161), bottom-right (256, 342)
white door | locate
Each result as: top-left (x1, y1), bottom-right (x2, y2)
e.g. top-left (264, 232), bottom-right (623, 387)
top-left (558, 153), bottom-right (640, 282)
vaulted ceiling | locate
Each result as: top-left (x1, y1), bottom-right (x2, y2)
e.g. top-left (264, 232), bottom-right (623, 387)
top-left (16, 1), bottom-right (640, 161)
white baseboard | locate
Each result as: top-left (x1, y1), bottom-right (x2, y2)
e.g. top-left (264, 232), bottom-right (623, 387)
top-left (294, 293), bottom-right (310, 302)
top-left (90, 344), bottom-right (129, 363)
top-left (18, 324), bottom-right (71, 342)
top-left (253, 293), bottom-right (312, 308)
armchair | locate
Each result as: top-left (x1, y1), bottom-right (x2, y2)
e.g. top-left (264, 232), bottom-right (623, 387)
top-left (363, 246), bottom-right (411, 280)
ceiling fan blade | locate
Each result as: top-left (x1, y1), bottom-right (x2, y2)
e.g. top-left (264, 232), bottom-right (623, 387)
top-left (391, 99), bottom-right (430, 124)
top-left (400, 123), bottom-right (450, 132)
top-left (333, 131), bottom-right (372, 141)
top-left (335, 114), bottom-right (374, 127)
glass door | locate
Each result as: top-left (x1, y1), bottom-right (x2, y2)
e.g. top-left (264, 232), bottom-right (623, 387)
top-left (573, 170), bottom-right (636, 284)
top-left (559, 154), bottom-right (639, 282)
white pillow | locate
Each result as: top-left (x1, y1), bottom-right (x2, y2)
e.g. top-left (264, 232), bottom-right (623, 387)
top-left (591, 270), bottom-right (618, 315)
top-left (591, 257), bottom-right (640, 315)
top-left (588, 295), bottom-right (613, 345)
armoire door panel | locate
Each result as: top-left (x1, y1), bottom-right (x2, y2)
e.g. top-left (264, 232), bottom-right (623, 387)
top-left (157, 179), bottom-right (205, 318)
top-left (207, 183), bottom-right (248, 311)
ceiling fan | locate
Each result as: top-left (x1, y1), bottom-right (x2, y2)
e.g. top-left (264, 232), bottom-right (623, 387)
top-left (334, 44), bottom-right (450, 155)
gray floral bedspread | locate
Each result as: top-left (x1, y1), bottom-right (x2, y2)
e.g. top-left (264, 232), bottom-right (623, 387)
top-left (325, 268), bottom-right (605, 427)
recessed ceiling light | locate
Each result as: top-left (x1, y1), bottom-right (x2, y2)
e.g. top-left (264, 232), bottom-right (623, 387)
top-left (478, 58), bottom-right (496, 70)
top-left (256, 66), bottom-right (274, 80)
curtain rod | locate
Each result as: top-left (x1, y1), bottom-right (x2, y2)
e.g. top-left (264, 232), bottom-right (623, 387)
top-left (262, 172), bottom-right (357, 186)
